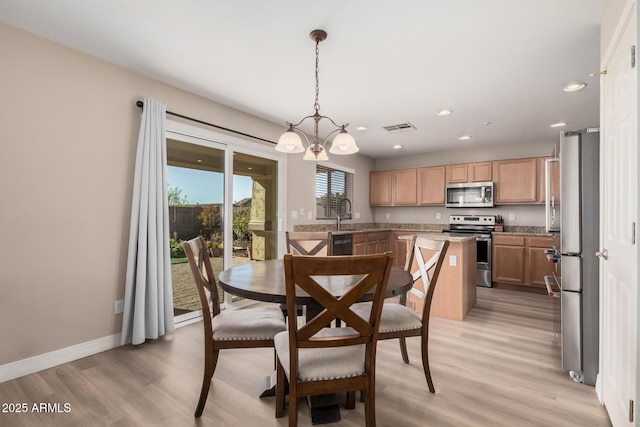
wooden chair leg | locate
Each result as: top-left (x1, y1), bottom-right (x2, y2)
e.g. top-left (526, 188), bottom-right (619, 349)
top-left (288, 395), bottom-right (298, 427)
top-left (275, 359), bottom-right (286, 418)
top-left (399, 337), bottom-right (410, 364)
top-left (363, 385), bottom-right (376, 427)
top-left (346, 391), bottom-right (356, 409)
top-left (195, 349), bottom-right (219, 417)
top-left (421, 335), bottom-right (435, 393)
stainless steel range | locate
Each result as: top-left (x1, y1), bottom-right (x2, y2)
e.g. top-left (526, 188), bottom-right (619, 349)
top-left (445, 215), bottom-right (496, 287)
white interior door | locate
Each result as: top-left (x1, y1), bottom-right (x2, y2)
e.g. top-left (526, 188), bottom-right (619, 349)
top-left (600, 7), bottom-right (637, 426)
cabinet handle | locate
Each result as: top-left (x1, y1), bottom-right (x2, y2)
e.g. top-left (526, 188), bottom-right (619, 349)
top-left (595, 249), bottom-right (609, 260)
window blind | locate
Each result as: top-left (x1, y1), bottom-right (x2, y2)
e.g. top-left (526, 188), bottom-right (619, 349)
top-left (315, 165), bottom-right (353, 219)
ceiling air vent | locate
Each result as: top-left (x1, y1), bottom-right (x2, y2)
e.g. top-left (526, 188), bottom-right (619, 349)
top-left (383, 122), bottom-right (416, 133)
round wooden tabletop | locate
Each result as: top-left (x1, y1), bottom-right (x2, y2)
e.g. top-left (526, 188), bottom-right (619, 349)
top-left (218, 259), bottom-right (413, 305)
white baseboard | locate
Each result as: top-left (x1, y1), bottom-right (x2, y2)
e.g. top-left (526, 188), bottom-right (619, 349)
top-left (0, 333), bottom-right (121, 383)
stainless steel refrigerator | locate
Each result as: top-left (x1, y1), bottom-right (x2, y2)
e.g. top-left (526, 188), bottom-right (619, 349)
top-left (545, 127), bottom-right (600, 385)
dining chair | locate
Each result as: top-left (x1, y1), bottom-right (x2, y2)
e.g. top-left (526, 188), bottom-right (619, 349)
top-left (353, 236), bottom-right (449, 393)
top-left (275, 252), bottom-right (394, 427)
top-left (285, 231), bottom-right (333, 256)
top-left (182, 236), bottom-right (286, 417)
top-left (284, 231), bottom-right (333, 319)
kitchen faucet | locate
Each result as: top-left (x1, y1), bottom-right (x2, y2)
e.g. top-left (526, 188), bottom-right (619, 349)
top-left (336, 198), bottom-right (352, 231)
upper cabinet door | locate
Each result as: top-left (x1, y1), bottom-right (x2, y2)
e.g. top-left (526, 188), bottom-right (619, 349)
top-left (369, 170), bottom-right (392, 205)
top-left (493, 158), bottom-right (538, 203)
top-left (469, 161), bottom-right (492, 182)
top-left (418, 166), bottom-right (445, 205)
top-left (392, 168), bottom-right (418, 205)
top-left (446, 161), bottom-right (492, 183)
top-left (446, 163), bottom-right (468, 183)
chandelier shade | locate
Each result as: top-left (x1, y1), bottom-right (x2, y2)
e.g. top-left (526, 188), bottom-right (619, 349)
top-left (275, 126), bottom-right (305, 153)
top-left (276, 29), bottom-right (358, 161)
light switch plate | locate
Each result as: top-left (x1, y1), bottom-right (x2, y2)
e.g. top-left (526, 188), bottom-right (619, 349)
top-left (308, 211), bottom-right (313, 219)
top-left (449, 255), bottom-right (457, 266)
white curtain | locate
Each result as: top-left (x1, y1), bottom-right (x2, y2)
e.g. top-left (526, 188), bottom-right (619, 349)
top-left (121, 98), bottom-right (174, 345)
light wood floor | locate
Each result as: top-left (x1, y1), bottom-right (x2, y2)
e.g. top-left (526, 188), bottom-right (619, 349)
top-left (0, 288), bottom-right (611, 426)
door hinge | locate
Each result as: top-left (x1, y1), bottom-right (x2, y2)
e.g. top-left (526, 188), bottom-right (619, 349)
top-left (632, 45), bottom-right (636, 68)
top-left (633, 222), bottom-right (637, 245)
top-left (630, 399), bottom-right (634, 422)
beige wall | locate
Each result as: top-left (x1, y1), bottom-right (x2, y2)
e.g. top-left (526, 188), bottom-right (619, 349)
top-left (0, 23), bottom-right (284, 365)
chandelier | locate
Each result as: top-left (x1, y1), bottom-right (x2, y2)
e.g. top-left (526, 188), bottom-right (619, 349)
top-left (275, 29), bottom-right (358, 161)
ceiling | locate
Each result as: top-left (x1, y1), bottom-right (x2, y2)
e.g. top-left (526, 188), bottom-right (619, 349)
top-left (0, 0), bottom-right (605, 159)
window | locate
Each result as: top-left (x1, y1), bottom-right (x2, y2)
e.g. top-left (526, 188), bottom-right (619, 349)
top-left (315, 164), bottom-right (353, 219)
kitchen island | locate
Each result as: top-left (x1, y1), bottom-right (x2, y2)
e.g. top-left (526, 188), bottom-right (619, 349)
top-left (396, 232), bottom-right (477, 321)
top-left (293, 225), bottom-right (478, 321)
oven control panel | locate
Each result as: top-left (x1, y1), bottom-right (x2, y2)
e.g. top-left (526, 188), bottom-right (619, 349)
top-left (449, 215), bottom-right (496, 225)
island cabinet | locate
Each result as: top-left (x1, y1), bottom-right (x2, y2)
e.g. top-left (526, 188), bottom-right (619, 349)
top-left (492, 234), bottom-right (556, 293)
top-left (417, 166), bottom-right (445, 205)
top-left (446, 161), bottom-right (492, 184)
top-left (492, 158), bottom-right (538, 204)
top-left (391, 232), bottom-right (477, 321)
top-left (353, 231), bottom-right (389, 255)
top-left (370, 170), bottom-right (392, 205)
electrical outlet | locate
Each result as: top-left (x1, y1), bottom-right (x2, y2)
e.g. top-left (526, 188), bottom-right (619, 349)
top-left (355, 212), bottom-right (360, 219)
top-left (308, 211), bottom-right (313, 219)
top-left (436, 212), bottom-right (442, 220)
top-left (291, 211), bottom-right (298, 219)
top-left (449, 255), bottom-right (457, 266)
top-left (509, 213), bottom-right (516, 221)
top-left (385, 213), bottom-right (391, 219)
top-left (299, 207), bottom-right (305, 215)
top-left (115, 299), bottom-right (124, 314)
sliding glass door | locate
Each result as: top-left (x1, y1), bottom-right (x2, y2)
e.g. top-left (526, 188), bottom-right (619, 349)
top-left (165, 122), bottom-right (283, 321)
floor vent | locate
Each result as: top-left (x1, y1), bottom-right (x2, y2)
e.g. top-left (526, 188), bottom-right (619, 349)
top-left (383, 122), bottom-right (416, 133)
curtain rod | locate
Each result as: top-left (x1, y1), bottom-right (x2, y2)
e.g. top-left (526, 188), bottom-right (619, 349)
top-left (135, 100), bottom-right (275, 145)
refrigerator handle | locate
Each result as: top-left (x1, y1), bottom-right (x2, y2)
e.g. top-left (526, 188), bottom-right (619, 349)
top-left (545, 158), bottom-right (560, 232)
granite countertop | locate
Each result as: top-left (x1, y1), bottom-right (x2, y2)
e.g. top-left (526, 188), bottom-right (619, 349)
top-left (333, 229), bottom-right (475, 242)
top-left (296, 223), bottom-right (552, 238)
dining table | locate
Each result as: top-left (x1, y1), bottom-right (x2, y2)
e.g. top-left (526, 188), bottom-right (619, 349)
top-left (217, 258), bottom-right (413, 424)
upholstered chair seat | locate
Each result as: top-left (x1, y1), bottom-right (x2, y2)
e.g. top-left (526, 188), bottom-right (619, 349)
top-left (212, 307), bottom-right (285, 341)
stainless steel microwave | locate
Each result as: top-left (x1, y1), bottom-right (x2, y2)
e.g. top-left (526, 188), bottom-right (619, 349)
top-left (445, 182), bottom-right (494, 208)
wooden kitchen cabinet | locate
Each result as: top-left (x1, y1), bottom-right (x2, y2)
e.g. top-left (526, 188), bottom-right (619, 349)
top-left (492, 234), bottom-right (556, 292)
top-left (446, 161), bottom-right (492, 184)
top-left (469, 161), bottom-right (493, 182)
top-left (392, 168), bottom-right (418, 205)
top-left (370, 170), bottom-right (392, 206)
top-left (492, 235), bottom-right (526, 284)
top-left (417, 166), bottom-right (445, 205)
top-left (526, 236), bottom-right (557, 287)
top-left (493, 158), bottom-right (538, 203)
top-left (353, 232), bottom-right (389, 255)
top-left (446, 163), bottom-right (468, 183)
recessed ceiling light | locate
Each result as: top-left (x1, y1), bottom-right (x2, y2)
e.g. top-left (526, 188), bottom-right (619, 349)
top-left (392, 144), bottom-right (403, 150)
top-left (563, 82), bottom-right (587, 92)
top-left (356, 126), bottom-right (368, 131)
top-left (550, 122), bottom-right (567, 128)
top-left (196, 159), bottom-right (203, 163)
top-left (458, 135), bottom-right (472, 141)
top-left (436, 109), bottom-right (453, 116)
